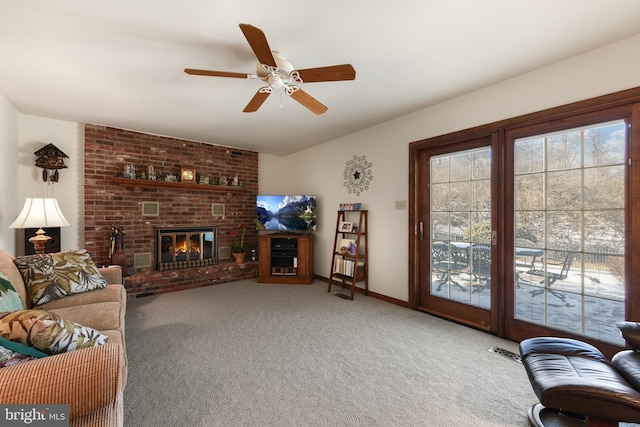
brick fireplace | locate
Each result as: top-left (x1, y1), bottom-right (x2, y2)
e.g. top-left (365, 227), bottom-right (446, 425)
top-left (83, 124), bottom-right (259, 297)
top-left (156, 226), bottom-right (217, 271)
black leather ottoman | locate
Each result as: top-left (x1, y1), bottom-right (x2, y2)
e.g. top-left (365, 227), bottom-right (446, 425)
top-left (520, 335), bottom-right (640, 427)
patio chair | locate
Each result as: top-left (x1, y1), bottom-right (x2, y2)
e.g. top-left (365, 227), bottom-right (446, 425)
top-left (431, 241), bottom-right (469, 291)
top-left (469, 244), bottom-right (491, 293)
top-left (527, 249), bottom-right (577, 307)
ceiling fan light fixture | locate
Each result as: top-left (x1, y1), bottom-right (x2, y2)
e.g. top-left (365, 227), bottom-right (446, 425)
top-left (267, 75), bottom-right (284, 88)
top-left (272, 51), bottom-right (293, 72)
top-left (185, 23), bottom-right (355, 114)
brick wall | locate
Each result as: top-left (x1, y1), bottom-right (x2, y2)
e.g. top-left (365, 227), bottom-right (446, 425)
top-left (84, 124), bottom-right (258, 297)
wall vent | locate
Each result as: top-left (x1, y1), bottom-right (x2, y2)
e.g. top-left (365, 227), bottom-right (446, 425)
top-left (142, 201), bottom-right (159, 216)
top-left (218, 246), bottom-right (231, 261)
top-left (133, 252), bottom-right (153, 269)
top-left (212, 203), bottom-right (225, 218)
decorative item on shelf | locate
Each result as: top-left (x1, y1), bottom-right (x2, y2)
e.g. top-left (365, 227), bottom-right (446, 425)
top-left (339, 202), bottom-right (363, 211)
top-left (220, 176), bottom-right (228, 186)
top-left (109, 225), bottom-right (127, 276)
top-left (211, 176), bottom-right (219, 185)
top-left (10, 198), bottom-right (71, 255)
top-left (230, 223), bottom-right (248, 263)
top-left (34, 143), bottom-right (69, 183)
top-left (339, 221), bottom-right (353, 232)
top-left (181, 167), bottom-right (196, 182)
top-left (147, 165), bottom-right (156, 180)
top-left (124, 164), bottom-right (136, 179)
top-left (165, 173), bottom-right (177, 182)
top-left (199, 176), bottom-right (210, 184)
top-left (339, 239), bottom-right (356, 255)
top-left (232, 174), bottom-right (239, 187)
top-left (232, 252), bottom-right (246, 264)
top-left (343, 154), bottom-right (373, 196)
top-left (139, 170), bottom-right (147, 180)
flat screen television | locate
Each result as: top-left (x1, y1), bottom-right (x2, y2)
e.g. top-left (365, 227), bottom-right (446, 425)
top-left (257, 195), bottom-right (317, 232)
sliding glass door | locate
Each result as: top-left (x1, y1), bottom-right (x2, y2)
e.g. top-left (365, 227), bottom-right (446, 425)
top-left (511, 120), bottom-right (626, 346)
top-left (409, 94), bottom-right (638, 354)
top-left (416, 136), bottom-right (496, 331)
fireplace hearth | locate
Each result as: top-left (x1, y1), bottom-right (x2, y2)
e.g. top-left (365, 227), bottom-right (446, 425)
top-left (156, 226), bottom-right (217, 271)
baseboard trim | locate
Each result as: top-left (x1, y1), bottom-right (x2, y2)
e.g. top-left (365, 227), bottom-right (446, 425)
top-left (314, 275), bottom-right (409, 308)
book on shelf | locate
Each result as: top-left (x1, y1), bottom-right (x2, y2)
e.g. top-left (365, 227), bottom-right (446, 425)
top-left (333, 256), bottom-right (365, 277)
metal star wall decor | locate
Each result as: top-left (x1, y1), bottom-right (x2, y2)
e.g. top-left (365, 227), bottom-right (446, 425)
top-left (343, 155), bottom-right (373, 196)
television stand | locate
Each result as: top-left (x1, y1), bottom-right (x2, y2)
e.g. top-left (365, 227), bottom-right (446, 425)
top-left (257, 234), bottom-right (314, 284)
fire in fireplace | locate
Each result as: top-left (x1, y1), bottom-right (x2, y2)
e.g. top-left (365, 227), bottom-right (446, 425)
top-left (156, 226), bottom-right (217, 271)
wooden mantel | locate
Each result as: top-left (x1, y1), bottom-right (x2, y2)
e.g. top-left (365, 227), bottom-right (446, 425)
top-left (111, 177), bottom-right (249, 193)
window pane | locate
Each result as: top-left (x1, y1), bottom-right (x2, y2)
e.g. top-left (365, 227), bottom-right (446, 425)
top-left (471, 150), bottom-right (491, 179)
top-left (431, 157), bottom-right (450, 183)
top-left (471, 179), bottom-right (490, 212)
top-left (514, 119), bottom-right (625, 346)
top-left (584, 166), bottom-right (624, 209)
top-left (547, 170), bottom-right (581, 210)
top-left (431, 183), bottom-right (450, 212)
top-left (584, 122), bottom-right (626, 167)
top-left (583, 210), bottom-right (625, 254)
top-left (450, 153), bottom-right (470, 181)
top-left (514, 137), bottom-right (544, 174)
top-left (546, 131), bottom-right (581, 171)
top-left (514, 174), bottom-right (543, 211)
top-left (430, 147), bottom-right (491, 310)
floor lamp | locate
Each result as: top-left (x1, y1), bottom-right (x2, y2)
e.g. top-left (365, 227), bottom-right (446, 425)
top-left (10, 198), bottom-right (70, 255)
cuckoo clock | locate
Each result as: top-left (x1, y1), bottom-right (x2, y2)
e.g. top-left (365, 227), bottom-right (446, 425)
top-left (34, 143), bottom-right (68, 182)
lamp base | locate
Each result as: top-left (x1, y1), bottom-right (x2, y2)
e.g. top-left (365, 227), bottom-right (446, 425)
top-left (29, 228), bottom-right (52, 255)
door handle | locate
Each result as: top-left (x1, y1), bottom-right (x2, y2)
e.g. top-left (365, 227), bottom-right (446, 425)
top-left (419, 221), bottom-right (424, 241)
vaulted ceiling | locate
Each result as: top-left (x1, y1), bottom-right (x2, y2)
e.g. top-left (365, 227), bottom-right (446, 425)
top-left (2, 1), bottom-right (640, 155)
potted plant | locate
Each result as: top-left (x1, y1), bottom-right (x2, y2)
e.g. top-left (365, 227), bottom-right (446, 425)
top-left (230, 223), bottom-right (248, 263)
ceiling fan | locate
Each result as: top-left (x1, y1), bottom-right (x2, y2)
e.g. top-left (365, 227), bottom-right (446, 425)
top-left (184, 23), bottom-right (356, 115)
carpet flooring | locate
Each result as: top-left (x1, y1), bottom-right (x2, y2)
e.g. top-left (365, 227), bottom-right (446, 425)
top-left (123, 279), bottom-right (537, 426)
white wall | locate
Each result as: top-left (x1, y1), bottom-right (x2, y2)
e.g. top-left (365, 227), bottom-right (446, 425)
top-left (258, 153), bottom-right (285, 194)
top-left (0, 95), bottom-right (19, 252)
top-left (271, 33), bottom-right (640, 302)
top-left (17, 115), bottom-right (82, 253)
top-left (4, 34), bottom-right (640, 301)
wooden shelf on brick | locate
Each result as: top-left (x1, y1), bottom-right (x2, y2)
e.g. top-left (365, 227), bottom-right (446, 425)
top-left (112, 177), bottom-right (249, 193)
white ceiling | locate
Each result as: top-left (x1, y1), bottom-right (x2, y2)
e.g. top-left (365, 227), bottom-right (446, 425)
top-left (2, 1), bottom-right (640, 156)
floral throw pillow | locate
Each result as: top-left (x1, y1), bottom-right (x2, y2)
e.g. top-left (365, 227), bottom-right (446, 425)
top-left (0, 272), bottom-right (24, 312)
top-left (0, 309), bottom-right (108, 355)
top-left (14, 249), bottom-right (108, 306)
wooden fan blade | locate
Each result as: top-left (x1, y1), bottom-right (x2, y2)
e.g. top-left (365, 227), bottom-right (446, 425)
top-left (239, 23), bottom-right (277, 67)
top-left (288, 88), bottom-right (328, 115)
top-left (243, 89), bottom-right (271, 113)
top-left (184, 68), bottom-right (249, 79)
top-left (295, 64), bottom-right (356, 83)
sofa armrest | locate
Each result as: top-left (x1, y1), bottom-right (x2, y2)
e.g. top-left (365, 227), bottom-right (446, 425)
top-left (0, 343), bottom-right (124, 419)
top-left (99, 266), bottom-right (123, 285)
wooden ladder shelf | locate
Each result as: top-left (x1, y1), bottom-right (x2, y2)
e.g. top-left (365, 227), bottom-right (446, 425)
top-left (328, 210), bottom-right (368, 300)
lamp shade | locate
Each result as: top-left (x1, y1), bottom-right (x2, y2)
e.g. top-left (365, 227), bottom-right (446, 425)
top-left (9, 198), bottom-right (70, 229)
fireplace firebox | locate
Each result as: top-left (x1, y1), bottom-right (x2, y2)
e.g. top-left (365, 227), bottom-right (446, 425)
top-left (156, 226), bottom-right (217, 271)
